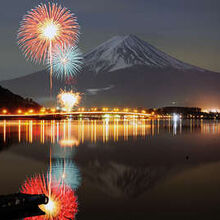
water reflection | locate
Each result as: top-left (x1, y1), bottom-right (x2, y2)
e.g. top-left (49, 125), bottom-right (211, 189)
top-left (20, 146), bottom-right (80, 219)
top-left (1, 119), bottom-right (220, 219)
top-left (0, 119), bottom-right (220, 147)
top-left (51, 159), bottom-right (81, 190)
top-left (21, 173), bottom-right (78, 220)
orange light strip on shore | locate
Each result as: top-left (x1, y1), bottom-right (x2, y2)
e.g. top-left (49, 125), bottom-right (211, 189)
top-left (0, 111), bottom-right (152, 117)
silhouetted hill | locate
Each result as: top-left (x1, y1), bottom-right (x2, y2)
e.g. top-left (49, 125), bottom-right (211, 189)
top-left (0, 85), bottom-right (40, 112)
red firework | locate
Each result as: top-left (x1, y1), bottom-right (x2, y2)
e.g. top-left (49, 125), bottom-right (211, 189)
top-left (17, 2), bottom-right (79, 64)
top-left (21, 174), bottom-right (78, 220)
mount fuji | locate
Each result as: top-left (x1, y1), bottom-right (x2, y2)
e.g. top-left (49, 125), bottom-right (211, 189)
top-left (1, 34), bottom-right (220, 108)
top-left (84, 34), bottom-right (202, 73)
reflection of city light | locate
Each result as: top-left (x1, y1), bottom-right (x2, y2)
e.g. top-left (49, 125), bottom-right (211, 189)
top-left (59, 139), bottom-right (79, 147)
top-left (18, 120), bottom-right (21, 142)
top-left (29, 120), bottom-right (33, 143)
top-left (2, 118), bottom-right (209, 144)
top-left (172, 114), bottom-right (179, 136)
top-left (173, 113), bottom-right (179, 122)
top-left (21, 174), bottom-right (78, 220)
top-left (3, 120), bottom-right (6, 142)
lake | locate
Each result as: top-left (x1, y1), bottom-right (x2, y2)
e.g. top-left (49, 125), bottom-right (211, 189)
top-left (0, 119), bottom-right (220, 219)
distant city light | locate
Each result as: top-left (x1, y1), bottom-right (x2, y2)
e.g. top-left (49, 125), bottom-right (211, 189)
top-left (210, 109), bottom-right (220, 113)
top-left (2, 109), bottom-right (7, 114)
top-left (59, 139), bottom-right (79, 148)
top-left (202, 108), bottom-right (220, 113)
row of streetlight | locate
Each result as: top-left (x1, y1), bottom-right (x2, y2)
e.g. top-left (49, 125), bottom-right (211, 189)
top-left (0, 107), bottom-right (154, 115)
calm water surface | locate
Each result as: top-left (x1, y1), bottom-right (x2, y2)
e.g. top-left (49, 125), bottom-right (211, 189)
top-left (1, 119), bottom-right (220, 219)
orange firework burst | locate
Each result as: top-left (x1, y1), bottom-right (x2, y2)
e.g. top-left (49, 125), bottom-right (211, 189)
top-left (21, 174), bottom-right (78, 220)
top-left (17, 2), bottom-right (80, 95)
top-left (57, 90), bottom-right (81, 112)
top-left (17, 2), bottom-right (79, 63)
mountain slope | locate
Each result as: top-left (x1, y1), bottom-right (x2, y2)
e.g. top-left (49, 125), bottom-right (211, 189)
top-left (0, 34), bottom-right (220, 108)
top-left (0, 85), bottom-right (40, 111)
top-left (84, 34), bottom-right (203, 73)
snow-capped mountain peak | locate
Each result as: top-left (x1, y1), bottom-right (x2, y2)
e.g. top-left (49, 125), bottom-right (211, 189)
top-left (84, 34), bottom-right (203, 73)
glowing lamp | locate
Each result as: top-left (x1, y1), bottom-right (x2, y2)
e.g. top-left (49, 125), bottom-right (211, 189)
top-left (2, 109), bottom-right (7, 114)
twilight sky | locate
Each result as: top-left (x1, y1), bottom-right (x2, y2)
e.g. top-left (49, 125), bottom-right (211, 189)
top-left (0, 0), bottom-right (219, 80)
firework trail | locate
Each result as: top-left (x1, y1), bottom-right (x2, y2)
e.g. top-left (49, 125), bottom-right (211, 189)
top-left (51, 45), bottom-right (83, 79)
top-left (17, 2), bottom-right (80, 95)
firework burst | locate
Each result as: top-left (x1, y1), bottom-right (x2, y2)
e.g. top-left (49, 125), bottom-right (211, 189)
top-left (21, 174), bottom-right (78, 220)
top-left (17, 2), bottom-right (79, 63)
top-left (57, 90), bottom-right (81, 112)
top-left (51, 45), bottom-right (83, 79)
top-left (17, 2), bottom-right (80, 94)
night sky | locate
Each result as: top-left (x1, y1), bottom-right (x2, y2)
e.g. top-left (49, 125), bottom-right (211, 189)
top-left (0, 0), bottom-right (219, 80)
